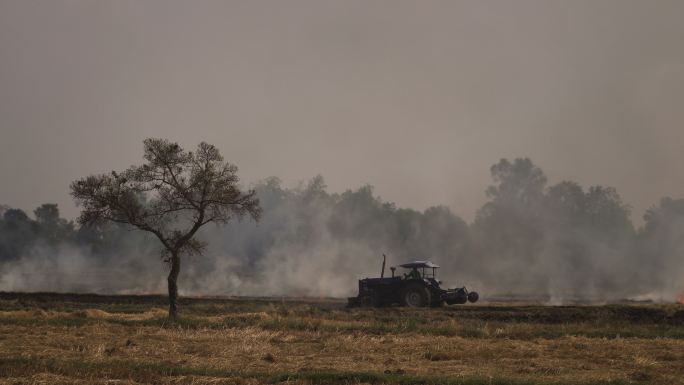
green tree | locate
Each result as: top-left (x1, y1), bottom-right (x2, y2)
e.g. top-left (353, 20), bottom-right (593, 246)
top-left (472, 158), bottom-right (547, 289)
top-left (70, 138), bottom-right (260, 317)
top-left (638, 197), bottom-right (684, 293)
top-left (0, 208), bottom-right (36, 262)
top-left (33, 203), bottom-right (74, 244)
top-left (542, 182), bottom-right (634, 295)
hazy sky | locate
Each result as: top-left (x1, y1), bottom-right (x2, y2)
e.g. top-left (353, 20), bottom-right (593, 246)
top-left (1, 0), bottom-right (683, 223)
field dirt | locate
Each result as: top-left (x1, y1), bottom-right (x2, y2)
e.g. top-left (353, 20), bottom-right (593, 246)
top-left (0, 292), bottom-right (683, 384)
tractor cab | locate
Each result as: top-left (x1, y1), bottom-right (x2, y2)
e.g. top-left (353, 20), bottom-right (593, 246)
top-left (398, 261), bottom-right (440, 281)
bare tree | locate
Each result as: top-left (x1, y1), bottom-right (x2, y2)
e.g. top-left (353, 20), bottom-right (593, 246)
top-left (70, 138), bottom-right (260, 317)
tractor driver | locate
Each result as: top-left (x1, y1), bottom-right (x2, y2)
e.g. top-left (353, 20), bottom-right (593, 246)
top-left (405, 267), bottom-right (421, 280)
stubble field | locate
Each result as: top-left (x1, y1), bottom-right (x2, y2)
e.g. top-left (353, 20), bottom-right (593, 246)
top-left (1, 292), bottom-right (683, 385)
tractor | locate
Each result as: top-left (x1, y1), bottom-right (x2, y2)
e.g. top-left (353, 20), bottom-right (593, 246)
top-left (347, 256), bottom-right (479, 308)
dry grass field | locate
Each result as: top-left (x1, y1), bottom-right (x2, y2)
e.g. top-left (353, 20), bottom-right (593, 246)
top-left (1, 293), bottom-right (683, 385)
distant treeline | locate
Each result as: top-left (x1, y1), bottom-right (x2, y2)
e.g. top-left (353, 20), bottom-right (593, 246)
top-left (1, 158), bottom-right (683, 299)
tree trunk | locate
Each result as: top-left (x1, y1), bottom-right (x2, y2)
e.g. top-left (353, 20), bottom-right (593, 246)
top-left (167, 253), bottom-right (180, 318)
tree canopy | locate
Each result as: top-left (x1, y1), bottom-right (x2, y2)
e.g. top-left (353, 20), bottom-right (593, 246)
top-left (70, 138), bottom-right (260, 317)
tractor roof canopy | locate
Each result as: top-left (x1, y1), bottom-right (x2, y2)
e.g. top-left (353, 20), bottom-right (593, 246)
top-left (399, 261), bottom-right (440, 269)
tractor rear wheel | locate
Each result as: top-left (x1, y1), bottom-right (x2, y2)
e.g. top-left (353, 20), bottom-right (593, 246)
top-left (401, 283), bottom-right (431, 307)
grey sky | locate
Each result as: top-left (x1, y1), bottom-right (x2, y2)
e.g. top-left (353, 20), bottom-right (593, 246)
top-left (1, 0), bottom-right (683, 223)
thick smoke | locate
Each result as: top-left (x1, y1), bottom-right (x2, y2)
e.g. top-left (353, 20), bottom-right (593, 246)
top-left (0, 205), bottom-right (164, 294)
top-left (469, 160), bottom-right (639, 302)
top-left (1, 159), bottom-right (684, 302)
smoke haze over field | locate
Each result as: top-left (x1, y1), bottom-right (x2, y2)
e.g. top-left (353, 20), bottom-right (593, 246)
top-left (1, 0), bottom-right (684, 222)
top-left (2, 159), bottom-right (684, 302)
top-left (1, 1), bottom-right (684, 301)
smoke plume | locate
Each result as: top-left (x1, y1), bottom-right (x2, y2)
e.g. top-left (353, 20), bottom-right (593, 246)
top-left (2, 159), bottom-right (683, 303)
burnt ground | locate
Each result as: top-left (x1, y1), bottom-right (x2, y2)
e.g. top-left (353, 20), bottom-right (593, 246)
top-left (1, 291), bottom-right (682, 324)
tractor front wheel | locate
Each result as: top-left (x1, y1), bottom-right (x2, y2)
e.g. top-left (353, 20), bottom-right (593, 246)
top-left (467, 291), bottom-right (479, 303)
top-left (402, 284), bottom-right (431, 307)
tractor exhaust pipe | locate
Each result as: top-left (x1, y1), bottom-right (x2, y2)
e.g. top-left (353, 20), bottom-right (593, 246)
top-left (380, 254), bottom-right (386, 278)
